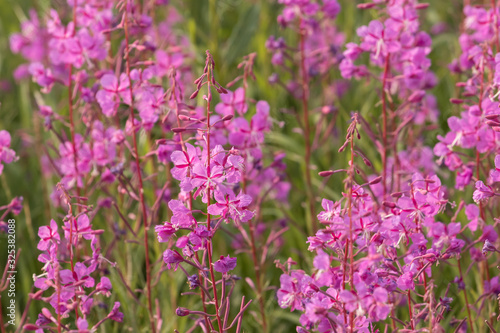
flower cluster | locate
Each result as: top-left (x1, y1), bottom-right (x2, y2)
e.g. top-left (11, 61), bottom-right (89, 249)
top-left (276, 1), bottom-right (499, 332)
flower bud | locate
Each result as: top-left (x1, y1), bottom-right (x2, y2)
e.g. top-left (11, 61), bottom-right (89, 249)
top-left (23, 324), bottom-right (40, 331)
top-left (319, 170), bottom-right (334, 177)
top-left (383, 201), bottom-right (396, 208)
top-left (176, 307), bottom-right (190, 316)
top-left (189, 90), bottom-right (199, 99)
top-left (357, 3), bottom-right (377, 9)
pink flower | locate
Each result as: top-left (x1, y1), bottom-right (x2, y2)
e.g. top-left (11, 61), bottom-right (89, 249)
top-left (215, 88), bottom-right (247, 116)
top-left (207, 190), bottom-right (254, 222)
top-left (473, 180), bottom-right (496, 203)
top-left (397, 272), bottom-right (415, 291)
top-left (163, 249), bottom-right (184, 270)
top-left (96, 74), bottom-right (131, 117)
top-left (37, 219), bottom-right (60, 250)
top-left (0, 130), bottom-right (17, 175)
top-left (170, 143), bottom-right (199, 180)
top-left (213, 255), bottom-right (237, 273)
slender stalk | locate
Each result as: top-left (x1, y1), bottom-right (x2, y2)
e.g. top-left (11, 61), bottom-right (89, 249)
top-left (407, 291), bottom-right (414, 330)
top-left (123, 10), bottom-right (155, 333)
top-left (205, 51), bottom-right (224, 332)
top-left (68, 1), bottom-right (81, 321)
top-left (347, 125), bottom-right (355, 333)
top-left (172, 75), bottom-right (212, 330)
top-left (381, 54), bottom-right (390, 199)
top-left (492, 0), bottom-right (500, 52)
top-left (247, 218), bottom-right (267, 331)
top-left (299, 17), bottom-right (317, 233)
top-left (458, 259), bottom-right (474, 333)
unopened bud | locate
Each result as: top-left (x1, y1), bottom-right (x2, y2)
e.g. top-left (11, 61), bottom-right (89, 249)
top-left (189, 90), bottom-right (199, 99)
top-left (450, 98), bottom-right (464, 104)
top-left (176, 307), bottom-right (190, 316)
top-left (23, 324), bottom-right (40, 331)
top-left (319, 170), bottom-right (334, 177)
top-left (172, 127), bottom-right (186, 133)
top-left (369, 176), bottom-right (383, 185)
top-left (308, 283), bottom-right (320, 292)
top-left (222, 114), bottom-right (233, 121)
top-left (357, 3), bottom-right (377, 9)
top-left (383, 201), bottom-right (396, 208)
top-left (486, 120), bottom-right (500, 126)
top-left (42, 308), bottom-right (54, 320)
top-left (415, 3), bottom-right (429, 9)
top-left (485, 114), bottom-right (500, 120)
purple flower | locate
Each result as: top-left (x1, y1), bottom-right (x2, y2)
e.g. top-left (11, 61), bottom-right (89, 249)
top-left (397, 272), bottom-right (415, 291)
top-left (108, 302), bottom-right (123, 322)
top-left (473, 180), bottom-right (495, 203)
top-left (213, 255), bottom-right (237, 273)
top-left (155, 222), bottom-right (177, 242)
top-left (277, 271), bottom-right (312, 311)
top-left (96, 277), bottom-right (112, 296)
top-left (207, 190), bottom-right (254, 222)
top-left (170, 143), bottom-right (199, 181)
top-left (0, 130), bottom-right (18, 175)
top-left (96, 74), bottom-right (131, 117)
top-left (163, 249), bottom-right (184, 270)
top-left (215, 88), bottom-right (247, 116)
top-left (37, 219), bottom-right (60, 250)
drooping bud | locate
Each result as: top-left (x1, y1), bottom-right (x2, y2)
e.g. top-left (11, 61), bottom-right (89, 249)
top-left (176, 307), bottom-right (190, 316)
top-left (319, 170), bottom-right (334, 177)
top-left (369, 176), bottom-right (383, 185)
top-left (383, 201), bottom-right (396, 208)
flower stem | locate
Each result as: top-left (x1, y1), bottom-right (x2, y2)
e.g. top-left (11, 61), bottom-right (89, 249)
top-left (205, 51), bottom-right (224, 332)
top-left (381, 54), bottom-right (390, 199)
top-left (407, 291), bottom-right (414, 330)
top-left (458, 258), bottom-right (474, 333)
top-left (123, 10), bottom-right (155, 333)
top-left (247, 218), bottom-right (267, 331)
top-left (299, 17), bottom-right (317, 234)
top-left (347, 122), bottom-right (355, 333)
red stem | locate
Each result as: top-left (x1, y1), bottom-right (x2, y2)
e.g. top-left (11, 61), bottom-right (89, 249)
top-left (347, 132), bottom-right (355, 332)
top-left (123, 11), bottom-right (155, 333)
top-left (407, 291), bottom-right (414, 330)
top-left (381, 54), bottom-right (390, 199)
top-left (458, 259), bottom-right (474, 333)
top-left (247, 218), bottom-right (267, 331)
top-left (205, 53), bottom-right (224, 332)
top-left (68, 0), bottom-right (80, 321)
top-left (299, 17), bottom-right (317, 233)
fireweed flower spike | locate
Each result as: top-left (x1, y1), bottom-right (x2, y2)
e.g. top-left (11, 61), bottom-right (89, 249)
top-left (155, 51), bottom-right (254, 332)
top-left (27, 190), bottom-right (121, 332)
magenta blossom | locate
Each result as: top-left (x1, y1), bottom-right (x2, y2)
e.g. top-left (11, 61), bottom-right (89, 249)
top-left (213, 255), bottom-right (237, 273)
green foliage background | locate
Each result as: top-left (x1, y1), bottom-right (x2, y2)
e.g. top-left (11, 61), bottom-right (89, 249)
top-left (1, 0), bottom-right (492, 332)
